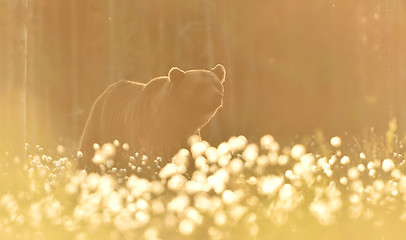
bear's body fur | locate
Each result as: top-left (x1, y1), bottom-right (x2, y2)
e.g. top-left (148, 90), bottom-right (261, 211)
top-left (78, 65), bottom-right (226, 175)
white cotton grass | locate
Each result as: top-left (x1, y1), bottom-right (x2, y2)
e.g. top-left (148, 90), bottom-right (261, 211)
top-left (340, 156), bottom-right (350, 165)
top-left (168, 174), bottom-right (187, 192)
top-left (228, 135), bottom-right (248, 152)
top-left (8, 133), bottom-right (406, 239)
top-left (291, 144), bottom-right (306, 160)
top-left (92, 143), bottom-right (116, 165)
top-left (277, 155), bottom-right (289, 166)
top-left (348, 167), bottom-right (360, 180)
top-left (159, 163), bottom-right (180, 179)
top-left (228, 158), bottom-right (244, 175)
top-left (391, 169), bottom-right (402, 180)
top-left (399, 176), bottom-right (406, 194)
top-left (260, 135), bottom-right (279, 152)
top-left (191, 140), bottom-right (210, 158)
top-left (330, 136), bottom-right (342, 148)
top-left (367, 161), bottom-right (374, 169)
top-left (329, 156), bottom-right (337, 165)
top-left (258, 176), bottom-right (284, 196)
top-left (309, 183), bottom-right (342, 225)
top-left (243, 144), bottom-right (259, 166)
top-left (222, 190), bottom-right (238, 205)
top-left (185, 207), bottom-right (203, 225)
top-left (214, 210), bottom-right (227, 226)
top-left (357, 164), bottom-right (365, 172)
top-left (144, 227), bottom-right (160, 240)
top-left (56, 145), bottom-right (65, 155)
top-left (178, 219), bottom-right (195, 235)
top-left (217, 142), bottom-right (231, 156)
top-left (382, 159), bottom-right (395, 172)
top-left (339, 177), bottom-right (348, 185)
top-left (77, 151), bottom-right (83, 158)
top-left (122, 143), bottom-right (130, 151)
top-left (93, 143), bottom-right (101, 150)
top-left (167, 194), bottom-right (190, 215)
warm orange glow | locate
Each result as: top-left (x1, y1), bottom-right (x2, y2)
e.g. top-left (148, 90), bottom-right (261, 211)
top-left (1, 1), bottom-right (406, 239)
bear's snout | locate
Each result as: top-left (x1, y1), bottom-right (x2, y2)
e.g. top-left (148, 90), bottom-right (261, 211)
top-left (206, 91), bottom-right (223, 109)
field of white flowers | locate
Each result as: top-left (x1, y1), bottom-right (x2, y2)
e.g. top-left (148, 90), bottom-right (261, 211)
top-left (2, 124), bottom-right (406, 240)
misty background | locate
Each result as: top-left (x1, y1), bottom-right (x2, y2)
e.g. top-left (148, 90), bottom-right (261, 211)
top-left (1, 0), bottom-right (405, 156)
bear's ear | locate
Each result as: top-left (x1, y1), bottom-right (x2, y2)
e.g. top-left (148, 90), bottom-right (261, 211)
top-left (169, 67), bottom-right (185, 85)
top-left (211, 64), bottom-right (226, 83)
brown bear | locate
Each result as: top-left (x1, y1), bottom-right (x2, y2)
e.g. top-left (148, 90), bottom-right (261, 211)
top-left (77, 64), bottom-right (226, 176)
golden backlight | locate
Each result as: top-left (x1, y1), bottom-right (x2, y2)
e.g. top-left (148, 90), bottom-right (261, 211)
top-left (1, 1), bottom-right (406, 240)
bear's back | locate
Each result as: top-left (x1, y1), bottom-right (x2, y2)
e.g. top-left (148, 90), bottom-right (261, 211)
top-left (78, 80), bottom-right (145, 165)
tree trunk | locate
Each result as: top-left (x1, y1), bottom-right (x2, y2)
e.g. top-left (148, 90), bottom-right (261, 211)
top-left (0, 0), bottom-right (29, 157)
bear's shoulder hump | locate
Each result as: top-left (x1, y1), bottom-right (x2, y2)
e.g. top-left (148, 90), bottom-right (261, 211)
top-left (145, 77), bottom-right (170, 90)
top-left (107, 80), bottom-right (145, 91)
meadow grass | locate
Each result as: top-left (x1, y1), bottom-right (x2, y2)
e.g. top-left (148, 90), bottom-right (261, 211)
top-left (1, 122), bottom-right (406, 240)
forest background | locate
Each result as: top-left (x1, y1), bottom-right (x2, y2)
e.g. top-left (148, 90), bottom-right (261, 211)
top-left (1, 0), bottom-right (405, 156)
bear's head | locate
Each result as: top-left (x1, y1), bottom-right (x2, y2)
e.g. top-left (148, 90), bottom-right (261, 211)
top-left (169, 64), bottom-right (226, 128)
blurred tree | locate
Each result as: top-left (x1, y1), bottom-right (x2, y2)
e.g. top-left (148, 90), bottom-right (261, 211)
top-left (0, 0), bottom-right (29, 156)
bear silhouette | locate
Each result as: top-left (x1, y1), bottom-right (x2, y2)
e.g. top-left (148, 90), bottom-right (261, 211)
top-left (78, 64), bottom-right (226, 176)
